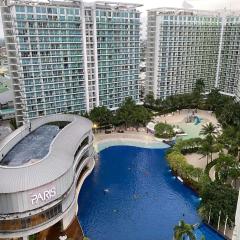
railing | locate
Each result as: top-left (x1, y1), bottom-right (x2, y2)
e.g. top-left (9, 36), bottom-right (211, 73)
top-left (73, 143), bottom-right (92, 170)
top-left (0, 202), bottom-right (62, 232)
top-left (75, 157), bottom-right (95, 195)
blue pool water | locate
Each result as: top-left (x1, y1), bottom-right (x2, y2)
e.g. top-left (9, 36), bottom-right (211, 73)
top-left (78, 146), bottom-right (225, 240)
top-left (195, 224), bottom-right (225, 240)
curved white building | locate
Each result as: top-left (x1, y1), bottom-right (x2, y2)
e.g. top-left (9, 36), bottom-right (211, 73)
top-left (0, 114), bottom-right (96, 240)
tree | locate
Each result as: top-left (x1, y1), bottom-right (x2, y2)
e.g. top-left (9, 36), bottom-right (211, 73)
top-left (214, 154), bottom-right (240, 184)
top-left (205, 89), bottom-right (223, 111)
top-left (193, 79), bottom-right (205, 107)
top-left (89, 106), bottom-right (113, 129)
top-left (173, 220), bottom-right (196, 240)
top-left (131, 105), bottom-right (152, 131)
top-left (200, 122), bottom-right (218, 139)
top-left (217, 102), bottom-right (240, 128)
top-left (29, 235), bottom-right (37, 240)
top-left (144, 92), bottom-right (155, 107)
top-left (199, 181), bottom-right (238, 228)
top-left (219, 126), bottom-right (240, 160)
top-left (115, 97), bottom-right (136, 128)
top-left (167, 150), bottom-right (186, 176)
top-left (199, 136), bottom-right (215, 163)
top-left (194, 79), bottom-right (205, 94)
top-left (154, 122), bottom-right (175, 139)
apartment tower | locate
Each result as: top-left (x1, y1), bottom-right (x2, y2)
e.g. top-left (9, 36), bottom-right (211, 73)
top-left (146, 8), bottom-right (240, 100)
top-left (1, 0), bottom-right (141, 125)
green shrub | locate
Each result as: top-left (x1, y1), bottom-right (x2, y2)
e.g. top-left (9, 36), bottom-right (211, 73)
top-left (154, 122), bottom-right (175, 139)
top-left (167, 150), bottom-right (203, 190)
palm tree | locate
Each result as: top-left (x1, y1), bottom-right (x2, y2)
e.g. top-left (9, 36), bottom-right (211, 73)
top-left (215, 154), bottom-right (240, 184)
top-left (173, 220), bottom-right (196, 240)
top-left (199, 137), bottom-right (215, 164)
top-left (220, 127), bottom-right (240, 161)
top-left (200, 122), bottom-right (218, 138)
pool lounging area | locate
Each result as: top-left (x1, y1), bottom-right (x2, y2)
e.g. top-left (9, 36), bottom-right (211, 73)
top-left (78, 142), bottom-right (226, 240)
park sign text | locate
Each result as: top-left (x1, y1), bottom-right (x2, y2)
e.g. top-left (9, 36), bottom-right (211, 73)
top-left (30, 187), bottom-right (56, 205)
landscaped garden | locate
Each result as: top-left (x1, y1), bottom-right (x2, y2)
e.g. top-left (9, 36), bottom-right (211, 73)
top-left (144, 82), bottom-right (240, 239)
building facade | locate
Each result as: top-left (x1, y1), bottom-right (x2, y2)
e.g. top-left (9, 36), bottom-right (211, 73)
top-left (0, 114), bottom-right (95, 240)
top-left (146, 8), bottom-right (240, 100)
top-left (1, 0), bottom-right (141, 125)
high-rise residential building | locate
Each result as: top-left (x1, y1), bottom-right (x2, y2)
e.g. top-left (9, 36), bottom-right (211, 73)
top-left (146, 8), bottom-right (240, 100)
top-left (1, 0), bottom-right (141, 125)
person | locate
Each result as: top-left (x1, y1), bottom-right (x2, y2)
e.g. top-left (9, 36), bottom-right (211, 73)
top-left (29, 121), bottom-right (31, 132)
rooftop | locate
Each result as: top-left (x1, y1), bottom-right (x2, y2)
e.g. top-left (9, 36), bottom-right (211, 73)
top-left (147, 7), bottom-right (240, 17)
top-left (2, 0), bottom-right (142, 9)
top-left (0, 114), bottom-right (93, 193)
top-left (1, 125), bottom-right (60, 167)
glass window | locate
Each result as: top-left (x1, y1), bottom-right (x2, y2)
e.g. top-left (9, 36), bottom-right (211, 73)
top-left (41, 7), bottom-right (46, 14)
top-left (52, 8), bottom-right (57, 14)
top-left (67, 8), bottom-right (74, 15)
top-left (27, 6), bottom-right (33, 13)
top-left (0, 203), bottom-right (62, 231)
top-left (36, 7), bottom-right (41, 13)
top-left (16, 6), bottom-right (25, 13)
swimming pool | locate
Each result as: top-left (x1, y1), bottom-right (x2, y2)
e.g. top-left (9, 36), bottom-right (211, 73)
top-left (195, 223), bottom-right (225, 240)
top-left (78, 146), bottom-right (225, 240)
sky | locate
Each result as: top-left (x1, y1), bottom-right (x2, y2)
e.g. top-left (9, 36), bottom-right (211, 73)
top-left (0, 0), bottom-right (239, 39)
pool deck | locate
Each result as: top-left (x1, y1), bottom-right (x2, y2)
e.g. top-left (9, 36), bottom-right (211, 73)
top-left (95, 130), bottom-right (154, 143)
top-left (153, 109), bottom-right (218, 125)
top-left (94, 130), bottom-right (170, 152)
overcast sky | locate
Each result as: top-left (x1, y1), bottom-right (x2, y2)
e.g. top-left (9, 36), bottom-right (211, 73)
top-left (0, 0), bottom-right (239, 38)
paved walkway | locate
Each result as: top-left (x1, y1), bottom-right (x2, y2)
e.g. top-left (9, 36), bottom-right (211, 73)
top-left (94, 130), bottom-right (170, 152)
top-left (95, 130), bottom-right (155, 143)
top-left (153, 109), bottom-right (218, 125)
top-left (185, 153), bottom-right (219, 181)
